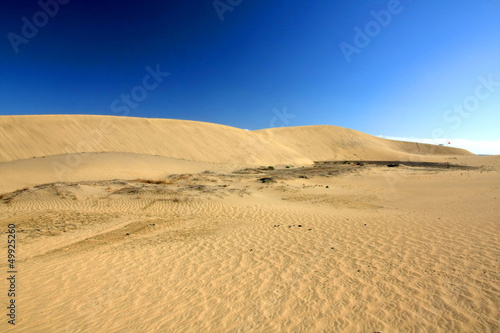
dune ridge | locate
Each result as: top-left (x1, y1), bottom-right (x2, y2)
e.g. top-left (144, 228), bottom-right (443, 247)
top-left (255, 125), bottom-right (473, 161)
top-left (0, 115), bottom-right (473, 165)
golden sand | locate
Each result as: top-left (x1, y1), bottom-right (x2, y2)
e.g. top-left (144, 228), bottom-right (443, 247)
top-left (0, 116), bottom-right (498, 332)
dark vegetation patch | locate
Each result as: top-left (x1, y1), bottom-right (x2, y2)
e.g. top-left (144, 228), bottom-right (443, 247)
top-left (313, 160), bottom-right (475, 169)
top-left (259, 177), bottom-right (276, 184)
top-left (136, 179), bottom-right (170, 185)
top-left (233, 160), bottom-right (477, 183)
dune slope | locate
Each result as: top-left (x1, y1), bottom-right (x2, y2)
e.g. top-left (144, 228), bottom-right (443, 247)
top-left (0, 115), bottom-right (309, 165)
top-left (256, 125), bottom-right (473, 161)
top-left (0, 115), bottom-right (473, 165)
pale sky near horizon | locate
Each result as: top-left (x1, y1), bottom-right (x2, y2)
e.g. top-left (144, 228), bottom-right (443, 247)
top-left (1, 1), bottom-right (499, 154)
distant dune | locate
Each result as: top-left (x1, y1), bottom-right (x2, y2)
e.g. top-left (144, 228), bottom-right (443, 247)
top-left (256, 125), bottom-right (473, 161)
top-left (0, 115), bottom-right (473, 164)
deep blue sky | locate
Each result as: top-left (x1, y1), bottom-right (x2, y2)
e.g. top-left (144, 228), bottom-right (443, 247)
top-left (1, 0), bottom-right (499, 146)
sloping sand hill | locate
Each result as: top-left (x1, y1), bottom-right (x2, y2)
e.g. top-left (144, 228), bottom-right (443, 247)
top-left (0, 115), bottom-right (472, 164)
top-left (0, 115), bottom-right (473, 193)
top-left (0, 115), bottom-right (307, 165)
top-left (256, 125), bottom-right (472, 161)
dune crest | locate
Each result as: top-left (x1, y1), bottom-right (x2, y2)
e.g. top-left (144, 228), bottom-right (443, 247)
top-left (0, 115), bottom-right (473, 164)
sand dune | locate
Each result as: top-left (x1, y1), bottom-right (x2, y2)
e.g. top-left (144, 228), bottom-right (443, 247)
top-left (1, 115), bottom-right (497, 333)
top-left (0, 115), bottom-right (472, 193)
top-left (0, 115), bottom-right (472, 165)
top-left (256, 125), bottom-right (472, 161)
top-left (0, 115), bottom-right (308, 165)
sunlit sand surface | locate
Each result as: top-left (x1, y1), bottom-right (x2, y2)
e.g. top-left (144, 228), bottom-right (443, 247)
top-left (1, 116), bottom-right (498, 332)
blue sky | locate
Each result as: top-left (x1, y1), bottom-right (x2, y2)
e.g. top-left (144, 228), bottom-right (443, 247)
top-left (1, 0), bottom-right (499, 153)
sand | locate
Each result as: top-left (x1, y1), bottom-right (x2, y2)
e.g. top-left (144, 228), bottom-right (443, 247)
top-left (0, 116), bottom-right (498, 332)
top-left (0, 115), bottom-right (471, 164)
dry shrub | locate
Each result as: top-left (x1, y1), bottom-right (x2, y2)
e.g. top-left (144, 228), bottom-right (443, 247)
top-left (136, 179), bottom-right (170, 185)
